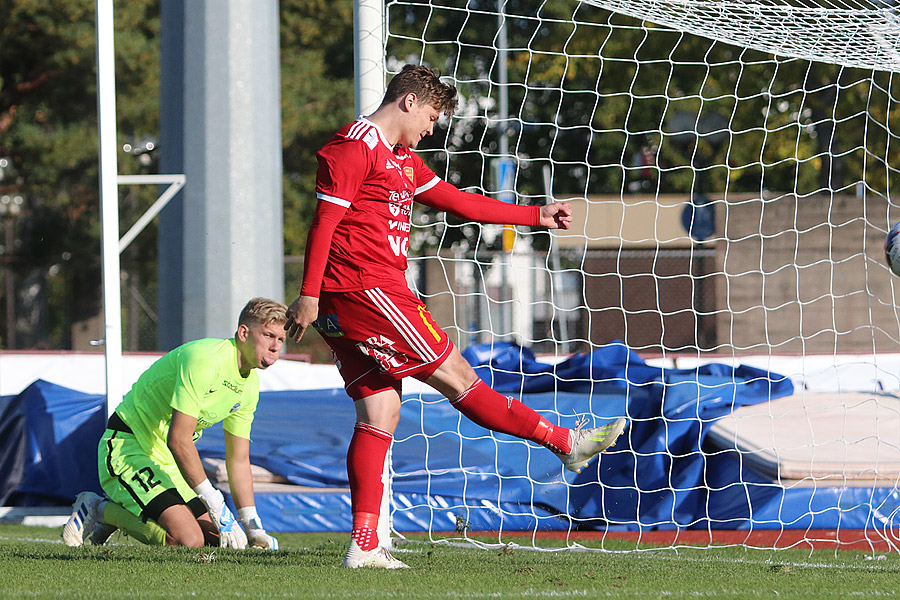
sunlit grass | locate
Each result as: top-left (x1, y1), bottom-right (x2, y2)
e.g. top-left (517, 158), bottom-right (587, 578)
top-left (2, 524), bottom-right (898, 599)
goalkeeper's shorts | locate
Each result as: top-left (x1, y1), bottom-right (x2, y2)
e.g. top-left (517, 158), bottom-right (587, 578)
top-left (98, 421), bottom-right (205, 522)
top-left (314, 281), bottom-right (453, 400)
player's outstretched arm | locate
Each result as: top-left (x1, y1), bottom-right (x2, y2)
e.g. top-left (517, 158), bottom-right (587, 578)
top-left (416, 179), bottom-right (540, 226)
top-left (417, 179), bottom-right (574, 230)
top-left (539, 202), bottom-right (573, 230)
top-left (173, 412), bottom-right (247, 549)
top-left (224, 432), bottom-right (278, 550)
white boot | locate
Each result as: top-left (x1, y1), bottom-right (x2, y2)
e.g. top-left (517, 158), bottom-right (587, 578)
top-left (61, 491), bottom-right (107, 547)
top-left (555, 416), bottom-right (627, 473)
top-left (343, 539), bottom-right (410, 569)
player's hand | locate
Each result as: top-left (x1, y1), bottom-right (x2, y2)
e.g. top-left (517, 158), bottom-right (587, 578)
top-left (246, 527), bottom-right (279, 550)
top-left (197, 488), bottom-right (248, 549)
top-left (284, 295), bottom-right (319, 342)
top-left (238, 509), bottom-right (279, 550)
top-left (539, 202), bottom-right (573, 230)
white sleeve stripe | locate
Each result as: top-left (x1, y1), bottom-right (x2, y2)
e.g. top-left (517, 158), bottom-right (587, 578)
top-left (317, 193), bottom-right (352, 208)
top-left (415, 176), bottom-right (441, 195)
top-left (347, 120), bottom-right (368, 140)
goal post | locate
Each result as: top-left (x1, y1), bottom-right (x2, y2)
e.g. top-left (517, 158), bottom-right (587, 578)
top-left (361, 0), bottom-right (900, 552)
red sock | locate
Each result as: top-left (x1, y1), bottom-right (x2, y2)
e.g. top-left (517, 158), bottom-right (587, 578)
top-left (451, 379), bottom-right (571, 454)
top-left (351, 512), bottom-right (379, 552)
top-left (348, 423), bottom-right (392, 551)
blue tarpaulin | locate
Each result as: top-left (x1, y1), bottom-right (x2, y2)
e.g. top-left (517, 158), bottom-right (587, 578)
top-left (0, 380), bottom-right (106, 506)
top-left (460, 341), bottom-right (802, 529)
top-left (2, 343), bottom-right (898, 533)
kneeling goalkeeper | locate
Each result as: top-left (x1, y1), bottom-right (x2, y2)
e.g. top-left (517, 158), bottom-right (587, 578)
top-left (62, 297), bottom-right (286, 550)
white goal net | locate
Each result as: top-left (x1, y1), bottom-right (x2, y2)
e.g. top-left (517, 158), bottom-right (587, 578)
top-left (379, 0), bottom-right (900, 552)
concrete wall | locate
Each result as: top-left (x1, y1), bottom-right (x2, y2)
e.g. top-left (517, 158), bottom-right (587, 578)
top-left (716, 192), bottom-right (900, 354)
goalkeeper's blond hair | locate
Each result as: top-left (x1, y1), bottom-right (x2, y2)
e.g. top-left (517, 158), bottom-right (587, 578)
top-left (238, 297), bottom-right (288, 329)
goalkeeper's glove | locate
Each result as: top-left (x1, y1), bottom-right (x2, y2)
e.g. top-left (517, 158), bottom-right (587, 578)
top-left (193, 479), bottom-right (248, 549)
top-left (238, 506), bottom-right (279, 550)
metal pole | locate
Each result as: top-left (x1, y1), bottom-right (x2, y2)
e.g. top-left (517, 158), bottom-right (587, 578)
top-left (95, 0), bottom-right (123, 415)
top-left (355, 0), bottom-right (391, 549)
top-left (497, 0), bottom-right (511, 337)
top-left (543, 165), bottom-right (570, 353)
top-left (3, 218), bottom-right (14, 348)
top-left (497, 1), bottom-right (509, 160)
top-left (116, 174), bottom-right (185, 253)
top-left (354, 0), bottom-right (385, 116)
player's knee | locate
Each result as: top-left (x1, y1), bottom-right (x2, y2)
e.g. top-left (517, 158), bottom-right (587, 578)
top-left (165, 524), bottom-right (206, 547)
top-left (384, 411), bottom-right (400, 432)
top-left (426, 348), bottom-right (478, 397)
top-left (450, 348), bottom-right (477, 376)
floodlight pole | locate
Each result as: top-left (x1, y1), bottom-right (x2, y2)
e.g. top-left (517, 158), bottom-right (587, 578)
top-left (96, 0), bottom-right (123, 417)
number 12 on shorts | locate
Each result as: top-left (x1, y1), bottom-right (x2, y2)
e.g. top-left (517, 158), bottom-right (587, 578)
top-left (131, 466), bottom-right (162, 493)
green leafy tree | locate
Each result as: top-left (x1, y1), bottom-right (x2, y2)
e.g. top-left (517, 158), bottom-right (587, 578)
top-left (0, 0), bottom-right (356, 351)
top-left (0, 0), bottom-right (159, 349)
top-left (281, 0), bottom-right (355, 257)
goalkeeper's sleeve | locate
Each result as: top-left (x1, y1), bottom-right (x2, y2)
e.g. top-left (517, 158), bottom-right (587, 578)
top-left (193, 479), bottom-right (248, 549)
top-left (238, 506), bottom-right (279, 550)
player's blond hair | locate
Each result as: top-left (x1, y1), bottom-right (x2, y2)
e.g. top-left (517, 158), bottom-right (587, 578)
top-left (238, 297), bottom-right (287, 328)
top-left (383, 64), bottom-right (458, 116)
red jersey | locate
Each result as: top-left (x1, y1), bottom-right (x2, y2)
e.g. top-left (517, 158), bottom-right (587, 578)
top-left (300, 118), bottom-right (541, 298)
top-left (312, 118), bottom-right (438, 292)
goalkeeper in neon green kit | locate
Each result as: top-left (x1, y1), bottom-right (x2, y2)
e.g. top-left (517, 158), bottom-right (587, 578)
top-left (62, 297), bottom-right (286, 549)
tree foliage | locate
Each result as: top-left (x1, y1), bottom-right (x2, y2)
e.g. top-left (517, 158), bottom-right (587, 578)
top-left (0, 0), bottom-right (160, 348)
top-left (281, 0), bottom-right (355, 256)
top-left (0, 0), bottom-right (356, 349)
top-left (2, 0), bottom-right (897, 349)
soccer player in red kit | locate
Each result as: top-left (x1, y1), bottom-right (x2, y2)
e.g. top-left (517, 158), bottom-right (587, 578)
top-left (285, 64), bottom-right (627, 569)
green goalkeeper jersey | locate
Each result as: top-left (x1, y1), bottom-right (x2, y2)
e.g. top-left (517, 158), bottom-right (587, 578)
top-left (115, 338), bottom-right (260, 460)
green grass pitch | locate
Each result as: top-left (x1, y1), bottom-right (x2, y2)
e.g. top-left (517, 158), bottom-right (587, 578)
top-left (1, 524), bottom-right (899, 599)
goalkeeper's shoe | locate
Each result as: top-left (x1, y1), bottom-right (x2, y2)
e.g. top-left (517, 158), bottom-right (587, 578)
top-left (343, 540), bottom-right (409, 569)
top-left (88, 522), bottom-right (119, 546)
top-left (555, 416), bottom-right (627, 474)
top-left (61, 491), bottom-right (106, 547)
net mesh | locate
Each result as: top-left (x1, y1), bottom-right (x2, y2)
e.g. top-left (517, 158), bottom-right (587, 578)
top-left (382, 0), bottom-right (900, 552)
top-left (583, 1), bottom-right (900, 73)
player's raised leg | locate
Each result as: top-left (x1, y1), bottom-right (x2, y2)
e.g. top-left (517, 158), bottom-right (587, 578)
top-left (424, 348), bottom-right (626, 473)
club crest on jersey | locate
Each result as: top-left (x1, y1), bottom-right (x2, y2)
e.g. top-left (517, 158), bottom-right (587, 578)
top-left (403, 166), bottom-right (415, 184)
top-left (312, 313), bottom-right (344, 337)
